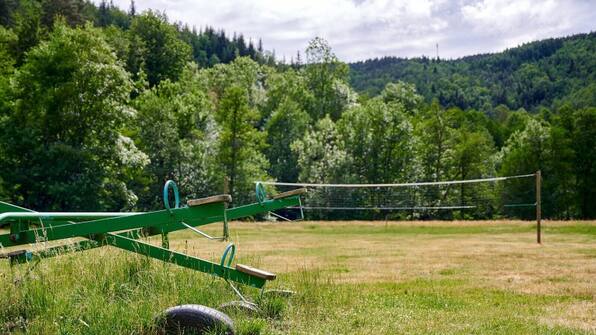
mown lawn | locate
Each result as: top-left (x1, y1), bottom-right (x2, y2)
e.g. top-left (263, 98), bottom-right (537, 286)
top-left (0, 220), bottom-right (594, 334)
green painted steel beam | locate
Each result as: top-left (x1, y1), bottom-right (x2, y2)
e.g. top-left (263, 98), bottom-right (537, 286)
top-left (3, 230), bottom-right (145, 264)
top-left (227, 196), bottom-right (300, 220)
top-left (101, 233), bottom-right (267, 288)
top-left (0, 202), bottom-right (226, 247)
top-left (7, 239), bottom-right (103, 264)
top-left (156, 195), bottom-right (302, 235)
top-left (0, 212), bottom-right (140, 223)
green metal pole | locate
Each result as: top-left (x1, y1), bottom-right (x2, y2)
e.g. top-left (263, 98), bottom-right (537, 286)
top-left (0, 203), bottom-right (225, 247)
top-left (101, 233), bottom-right (267, 288)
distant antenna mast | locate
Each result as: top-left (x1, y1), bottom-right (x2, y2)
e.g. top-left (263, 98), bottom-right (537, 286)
top-left (436, 43), bottom-right (439, 60)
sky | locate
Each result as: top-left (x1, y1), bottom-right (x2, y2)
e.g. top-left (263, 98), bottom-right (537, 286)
top-left (102, 0), bottom-right (596, 62)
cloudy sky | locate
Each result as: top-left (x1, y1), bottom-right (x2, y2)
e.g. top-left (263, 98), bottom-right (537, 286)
top-left (103, 0), bottom-right (596, 62)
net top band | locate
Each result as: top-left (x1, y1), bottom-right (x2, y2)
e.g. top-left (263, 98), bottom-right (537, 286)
top-left (256, 173), bottom-right (536, 188)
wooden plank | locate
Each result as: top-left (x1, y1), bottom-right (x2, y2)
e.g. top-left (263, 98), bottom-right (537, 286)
top-left (271, 188), bottom-right (308, 200)
top-left (236, 264), bottom-right (276, 280)
top-left (187, 194), bottom-right (232, 207)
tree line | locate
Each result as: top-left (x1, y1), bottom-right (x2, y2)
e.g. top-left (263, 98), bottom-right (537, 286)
top-left (0, 2), bottom-right (594, 219)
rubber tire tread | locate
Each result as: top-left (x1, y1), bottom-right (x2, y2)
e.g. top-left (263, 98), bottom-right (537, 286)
top-left (163, 304), bottom-right (234, 335)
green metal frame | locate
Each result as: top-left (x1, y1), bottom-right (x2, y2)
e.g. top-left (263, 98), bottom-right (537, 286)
top-left (0, 181), bottom-right (302, 289)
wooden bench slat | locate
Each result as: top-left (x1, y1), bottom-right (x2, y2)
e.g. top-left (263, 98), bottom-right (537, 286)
top-left (270, 188), bottom-right (308, 200)
top-left (187, 194), bottom-right (232, 207)
top-left (235, 264), bottom-right (276, 280)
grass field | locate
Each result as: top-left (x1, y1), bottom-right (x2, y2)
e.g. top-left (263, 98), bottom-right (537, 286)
top-left (1, 220), bottom-right (594, 334)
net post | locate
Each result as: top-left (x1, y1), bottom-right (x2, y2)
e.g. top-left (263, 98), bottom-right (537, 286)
top-left (536, 170), bottom-right (542, 244)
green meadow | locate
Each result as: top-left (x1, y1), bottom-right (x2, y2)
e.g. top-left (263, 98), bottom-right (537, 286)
top-left (1, 220), bottom-right (594, 334)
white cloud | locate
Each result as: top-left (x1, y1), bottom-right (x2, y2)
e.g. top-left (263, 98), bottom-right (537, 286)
top-left (460, 0), bottom-right (594, 51)
top-left (103, 0), bottom-right (595, 61)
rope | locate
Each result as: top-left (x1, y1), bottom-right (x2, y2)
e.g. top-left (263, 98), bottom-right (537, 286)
top-left (296, 206), bottom-right (477, 210)
top-left (256, 173), bottom-right (535, 188)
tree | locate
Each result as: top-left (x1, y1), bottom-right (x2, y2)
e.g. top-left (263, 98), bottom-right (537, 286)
top-left (0, 0), bottom-right (18, 26)
top-left (216, 86), bottom-right (268, 206)
top-left (129, 0), bottom-right (136, 17)
top-left (128, 11), bottom-right (192, 87)
top-left (304, 37), bottom-right (351, 120)
top-left (41, 0), bottom-right (86, 28)
top-left (0, 22), bottom-right (143, 211)
top-left (291, 116), bottom-right (352, 219)
top-left (135, 65), bottom-right (217, 209)
top-left (449, 127), bottom-right (495, 214)
top-left (292, 116), bottom-right (351, 184)
top-left (497, 119), bottom-right (550, 218)
top-left (11, 0), bottom-right (42, 65)
top-left (263, 68), bottom-right (314, 122)
top-left (265, 98), bottom-right (310, 182)
top-left (415, 101), bottom-right (452, 182)
top-left (0, 26), bottom-right (17, 200)
top-left (338, 98), bottom-right (416, 184)
top-left (545, 107), bottom-right (576, 218)
top-left (98, 0), bottom-right (110, 27)
top-left (0, 26), bottom-right (16, 114)
top-left (381, 81), bottom-right (423, 113)
top-left (571, 108), bottom-right (596, 218)
top-left (207, 57), bottom-right (262, 103)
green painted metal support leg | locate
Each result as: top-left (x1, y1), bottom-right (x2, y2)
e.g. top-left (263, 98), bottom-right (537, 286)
top-left (5, 239), bottom-right (103, 264)
top-left (99, 233), bottom-right (267, 289)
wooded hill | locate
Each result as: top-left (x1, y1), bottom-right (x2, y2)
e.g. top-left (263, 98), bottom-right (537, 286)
top-left (350, 32), bottom-right (596, 112)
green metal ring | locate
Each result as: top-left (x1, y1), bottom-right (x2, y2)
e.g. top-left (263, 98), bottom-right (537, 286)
top-left (220, 243), bottom-right (236, 268)
top-left (163, 180), bottom-right (180, 210)
top-left (255, 182), bottom-right (266, 205)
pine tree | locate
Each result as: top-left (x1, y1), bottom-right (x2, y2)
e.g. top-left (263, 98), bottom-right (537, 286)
top-left (129, 0), bottom-right (136, 16)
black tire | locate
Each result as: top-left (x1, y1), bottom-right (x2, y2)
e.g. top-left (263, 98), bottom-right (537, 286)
top-left (161, 304), bottom-right (235, 335)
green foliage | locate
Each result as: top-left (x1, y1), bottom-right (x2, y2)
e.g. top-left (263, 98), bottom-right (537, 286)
top-left (134, 64), bottom-right (217, 209)
top-left (381, 81), bottom-right (423, 113)
top-left (339, 97), bottom-right (416, 183)
top-left (497, 119), bottom-right (549, 218)
top-left (41, 0), bottom-right (86, 28)
top-left (415, 102), bottom-right (455, 182)
top-left (0, 22), bottom-right (139, 211)
top-left (571, 108), bottom-right (596, 218)
top-left (305, 37), bottom-right (353, 120)
top-left (0, 26), bottom-right (16, 111)
top-left (263, 69), bottom-right (313, 182)
top-left (206, 57), bottom-right (264, 108)
top-left (350, 33), bottom-right (596, 112)
top-left (128, 11), bottom-right (192, 87)
top-left (11, 0), bottom-right (42, 64)
top-left (216, 86), bottom-right (269, 206)
top-left (265, 99), bottom-right (310, 183)
top-left (292, 116), bottom-right (352, 184)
